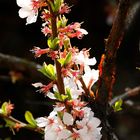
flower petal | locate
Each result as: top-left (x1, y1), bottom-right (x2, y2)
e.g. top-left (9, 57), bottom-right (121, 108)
top-left (36, 117), bottom-right (48, 127)
top-left (26, 12), bottom-right (38, 25)
top-left (58, 129), bottom-right (72, 139)
top-left (63, 112), bottom-right (74, 126)
top-left (16, 0), bottom-right (32, 8)
top-left (47, 92), bottom-right (56, 99)
top-left (32, 82), bottom-right (43, 88)
top-left (18, 8), bottom-right (32, 18)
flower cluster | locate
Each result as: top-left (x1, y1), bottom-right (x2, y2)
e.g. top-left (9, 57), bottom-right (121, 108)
top-left (17, 0), bottom-right (102, 139)
top-left (36, 106), bottom-right (101, 140)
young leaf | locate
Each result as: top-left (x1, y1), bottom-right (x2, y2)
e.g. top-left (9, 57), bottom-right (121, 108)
top-left (61, 94), bottom-right (68, 101)
top-left (58, 52), bottom-right (72, 66)
top-left (64, 52), bottom-right (72, 65)
top-left (25, 111), bottom-right (37, 127)
top-left (1, 102), bottom-right (7, 115)
top-left (58, 58), bottom-right (65, 66)
top-left (49, 1), bottom-right (55, 12)
top-left (4, 119), bottom-right (15, 128)
top-left (54, 91), bottom-right (62, 101)
top-left (112, 99), bottom-right (123, 112)
top-left (66, 88), bottom-right (72, 100)
top-left (47, 37), bottom-right (59, 50)
top-left (38, 63), bottom-right (56, 80)
top-left (61, 15), bottom-right (68, 27)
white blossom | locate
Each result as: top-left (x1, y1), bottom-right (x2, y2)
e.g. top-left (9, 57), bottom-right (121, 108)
top-left (16, 0), bottom-right (38, 24)
top-left (36, 117), bottom-right (48, 127)
top-left (75, 107), bottom-right (102, 140)
top-left (73, 50), bottom-right (97, 66)
top-left (53, 77), bottom-right (83, 99)
top-left (82, 65), bottom-right (99, 88)
top-left (63, 112), bottom-right (74, 126)
top-left (64, 77), bottom-right (83, 99)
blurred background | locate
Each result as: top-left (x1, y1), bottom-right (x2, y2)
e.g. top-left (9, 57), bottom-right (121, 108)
top-left (0, 0), bottom-right (140, 139)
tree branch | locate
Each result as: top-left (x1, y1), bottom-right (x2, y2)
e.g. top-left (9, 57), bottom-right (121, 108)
top-left (94, 0), bottom-right (133, 139)
top-left (0, 53), bottom-right (47, 82)
top-left (97, 0), bottom-right (131, 103)
top-left (0, 113), bottom-right (44, 134)
top-left (109, 86), bottom-right (140, 106)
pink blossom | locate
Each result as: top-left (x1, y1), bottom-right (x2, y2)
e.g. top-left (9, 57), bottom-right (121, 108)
top-left (59, 3), bottom-right (71, 14)
top-left (41, 10), bottom-right (52, 21)
top-left (31, 47), bottom-right (49, 57)
top-left (41, 26), bottom-right (52, 36)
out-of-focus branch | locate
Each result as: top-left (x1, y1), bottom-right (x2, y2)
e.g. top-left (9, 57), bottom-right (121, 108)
top-left (124, 100), bottom-right (140, 114)
top-left (109, 86), bottom-right (140, 106)
top-left (0, 53), bottom-right (47, 82)
top-left (0, 113), bottom-right (44, 134)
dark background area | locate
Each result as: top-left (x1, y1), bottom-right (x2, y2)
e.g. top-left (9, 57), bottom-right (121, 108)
top-left (0, 0), bottom-right (140, 139)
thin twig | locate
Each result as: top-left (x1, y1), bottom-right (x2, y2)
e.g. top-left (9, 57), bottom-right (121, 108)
top-left (124, 100), bottom-right (140, 114)
top-left (109, 86), bottom-right (140, 106)
top-left (0, 53), bottom-right (47, 82)
top-left (0, 113), bottom-right (44, 134)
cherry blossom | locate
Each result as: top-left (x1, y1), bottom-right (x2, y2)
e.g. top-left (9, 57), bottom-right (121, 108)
top-left (82, 66), bottom-right (99, 89)
top-left (31, 47), bottom-right (49, 57)
top-left (74, 107), bottom-right (102, 140)
top-left (63, 112), bottom-right (74, 126)
top-left (72, 50), bottom-right (97, 66)
top-left (16, 0), bottom-right (38, 24)
top-left (59, 3), bottom-right (71, 14)
top-left (16, 0), bottom-right (102, 139)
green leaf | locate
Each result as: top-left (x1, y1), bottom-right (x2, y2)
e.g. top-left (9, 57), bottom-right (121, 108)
top-left (61, 15), bottom-right (68, 27)
top-left (47, 37), bottom-right (59, 50)
top-left (112, 99), bottom-right (123, 112)
top-left (54, 92), bottom-right (62, 101)
top-left (57, 16), bottom-right (68, 28)
top-left (58, 52), bottom-right (72, 67)
top-left (47, 38), bottom-right (52, 48)
top-left (64, 52), bottom-right (72, 65)
top-left (61, 94), bottom-right (68, 101)
top-left (66, 88), bottom-right (72, 100)
top-left (57, 20), bottom-right (62, 28)
top-left (38, 63), bottom-right (56, 80)
top-left (49, 1), bottom-right (55, 12)
top-left (54, 0), bottom-right (61, 12)
top-left (4, 119), bottom-right (15, 127)
top-left (25, 111), bottom-right (37, 127)
top-left (63, 38), bottom-right (70, 49)
top-left (1, 102), bottom-right (8, 115)
top-left (57, 58), bottom-right (65, 66)
top-left (57, 111), bottom-right (63, 119)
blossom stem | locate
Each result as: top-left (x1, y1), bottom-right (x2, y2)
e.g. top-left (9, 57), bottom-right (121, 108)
top-left (48, 2), bottom-right (65, 95)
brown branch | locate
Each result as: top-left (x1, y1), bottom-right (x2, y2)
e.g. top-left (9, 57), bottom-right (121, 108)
top-left (0, 53), bottom-right (46, 82)
top-left (109, 86), bottom-right (140, 106)
top-left (97, 0), bottom-right (131, 103)
top-left (0, 113), bottom-right (44, 134)
top-left (93, 1), bottom-right (133, 139)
